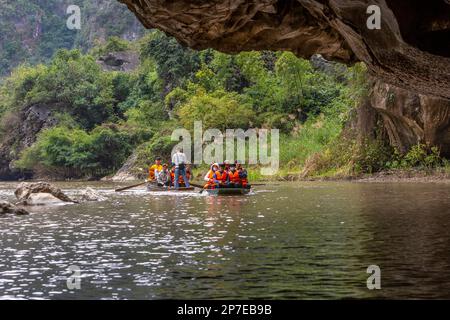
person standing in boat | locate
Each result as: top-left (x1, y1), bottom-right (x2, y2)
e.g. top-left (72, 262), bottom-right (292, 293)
top-left (179, 164), bottom-right (191, 187)
top-left (156, 164), bottom-right (171, 187)
top-left (148, 157), bottom-right (163, 182)
top-left (172, 147), bottom-right (190, 189)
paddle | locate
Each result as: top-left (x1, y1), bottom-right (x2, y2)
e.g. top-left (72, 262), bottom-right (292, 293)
top-left (115, 181), bottom-right (147, 192)
top-left (187, 181), bottom-right (207, 193)
top-left (189, 182), bottom-right (206, 189)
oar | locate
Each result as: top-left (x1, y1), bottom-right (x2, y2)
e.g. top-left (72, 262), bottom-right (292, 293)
top-left (189, 182), bottom-right (206, 189)
top-left (115, 181), bottom-right (147, 192)
top-left (187, 181), bottom-right (207, 194)
top-left (251, 183), bottom-right (280, 186)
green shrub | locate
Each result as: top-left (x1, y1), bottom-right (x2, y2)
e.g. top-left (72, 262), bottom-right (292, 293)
top-left (400, 144), bottom-right (442, 169)
top-left (16, 125), bottom-right (134, 172)
top-left (90, 36), bottom-right (130, 57)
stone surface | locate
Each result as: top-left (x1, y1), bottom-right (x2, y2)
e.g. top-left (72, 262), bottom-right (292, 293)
top-left (15, 182), bottom-right (75, 204)
top-left (0, 104), bottom-right (57, 180)
top-left (0, 201), bottom-right (29, 215)
top-left (369, 80), bottom-right (450, 156)
top-left (120, 0), bottom-right (450, 99)
top-left (97, 51), bottom-right (139, 72)
top-left (111, 152), bottom-right (142, 181)
top-left (79, 187), bottom-right (107, 202)
top-left (24, 193), bottom-right (68, 206)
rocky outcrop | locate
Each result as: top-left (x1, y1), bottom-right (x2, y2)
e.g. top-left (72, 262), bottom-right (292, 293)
top-left (15, 182), bottom-right (76, 205)
top-left (310, 54), bottom-right (348, 82)
top-left (0, 104), bottom-right (57, 180)
top-left (369, 81), bottom-right (450, 156)
top-left (79, 187), bottom-right (107, 201)
top-left (24, 193), bottom-right (70, 206)
top-left (0, 201), bottom-right (29, 215)
top-left (352, 77), bottom-right (450, 156)
top-left (120, 0), bottom-right (450, 99)
top-left (110, 152), bottom-right (141, 181)
top-left (97, 51), bottom-right (139, 72)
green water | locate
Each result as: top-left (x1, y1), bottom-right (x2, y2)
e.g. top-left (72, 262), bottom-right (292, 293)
top-left (0, 181), bottom-right (449, 299)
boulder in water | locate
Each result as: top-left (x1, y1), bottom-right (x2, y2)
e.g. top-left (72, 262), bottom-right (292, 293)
top-left (15, 182), bottom-right (76, 205)
top-left (79, 187), bottom-right (107, 202)
top-left (24, 193), bottom-right (69, 206)
top-left (0, 201), bottom-right (29, 215)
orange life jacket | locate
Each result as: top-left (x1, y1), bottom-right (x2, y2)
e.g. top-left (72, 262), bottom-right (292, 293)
top-left (214, 171), bottom-right (228, 183)
top-left (204, 170), bottom-right (217, 189)
top-left (228, 170), bottom-right (240, 183)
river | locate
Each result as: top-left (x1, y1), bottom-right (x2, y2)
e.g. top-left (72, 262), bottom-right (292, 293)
top-left (1, 181), bottom-right (449, 299)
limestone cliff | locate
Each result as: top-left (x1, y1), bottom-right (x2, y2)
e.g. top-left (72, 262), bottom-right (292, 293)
top-left (0, 105), bottom-right (57, 180)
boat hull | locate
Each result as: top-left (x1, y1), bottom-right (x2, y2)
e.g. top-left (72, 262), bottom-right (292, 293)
top-left (146, 183), bottom-right (195, 192)
top-left (204, 188), bottom-right (251, 196)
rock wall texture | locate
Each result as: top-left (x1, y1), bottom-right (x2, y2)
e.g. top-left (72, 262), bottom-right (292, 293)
top-left (0, 104), bottom-right (57, 180)
top-left (369, 80), bottom-right (450, 156)
top-left (119, 0), bottom-right (450, 99)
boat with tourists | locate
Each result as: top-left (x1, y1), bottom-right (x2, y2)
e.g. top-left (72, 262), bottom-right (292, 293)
top-left (115, 158), bottom-right (253, 196)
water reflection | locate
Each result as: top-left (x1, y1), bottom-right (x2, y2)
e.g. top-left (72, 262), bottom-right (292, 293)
top-left (0, 181), bottom-right (449, 299)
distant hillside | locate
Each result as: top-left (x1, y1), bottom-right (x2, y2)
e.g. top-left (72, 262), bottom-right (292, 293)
top-left (0, 0), bottom-right (144, 77)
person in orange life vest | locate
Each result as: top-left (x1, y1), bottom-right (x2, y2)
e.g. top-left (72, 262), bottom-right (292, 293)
top-left (213, 165), bottom-right (229, 188)
top-left (203, 163), bottom-right (218, 182)
top-left (228, 165), bottom-right (241, 187)
top-left (203, 163), bottom-right (219, 181)
top-left (204, 163), bottom-right (219, 189)
top-left (236, 162), bottom-right (248, 188)
top-left (223, 160), bottom-right (231, 172)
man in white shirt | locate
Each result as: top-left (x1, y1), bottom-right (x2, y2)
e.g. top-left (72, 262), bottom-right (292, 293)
top-left (172, 148), bottom-right (190, 189)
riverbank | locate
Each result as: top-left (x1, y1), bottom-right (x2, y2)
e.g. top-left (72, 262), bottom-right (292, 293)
top-left (3, 167), bottom-right (450, 185)
top-left (285, 168), bottom-right (450, 183)
top-left (239, 166), bottom-right (450, 184)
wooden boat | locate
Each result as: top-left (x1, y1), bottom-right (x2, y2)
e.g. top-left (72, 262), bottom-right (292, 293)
top-left (146, 183), bottom-right (195, 192)
top-left (203, 187), bottom-right (251, 196)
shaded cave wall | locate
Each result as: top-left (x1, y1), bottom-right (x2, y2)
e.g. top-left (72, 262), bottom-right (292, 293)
top-left (355, 78), bottom-right (450, 157)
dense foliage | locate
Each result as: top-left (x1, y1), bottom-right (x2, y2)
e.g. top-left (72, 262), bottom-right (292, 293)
top-left (0, 30), bottom-right (366, 177)
top-left (3, 28), bottom-right (444, 180)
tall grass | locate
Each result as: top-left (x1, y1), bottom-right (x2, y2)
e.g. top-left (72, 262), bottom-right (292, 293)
top-left (279, 115), bottom-right (342, 170)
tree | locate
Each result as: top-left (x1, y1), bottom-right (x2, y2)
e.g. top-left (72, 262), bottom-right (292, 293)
top-left (177, 89), bottom-right (256, 131)
top-left (140, 31), bottom-right (201, 95)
